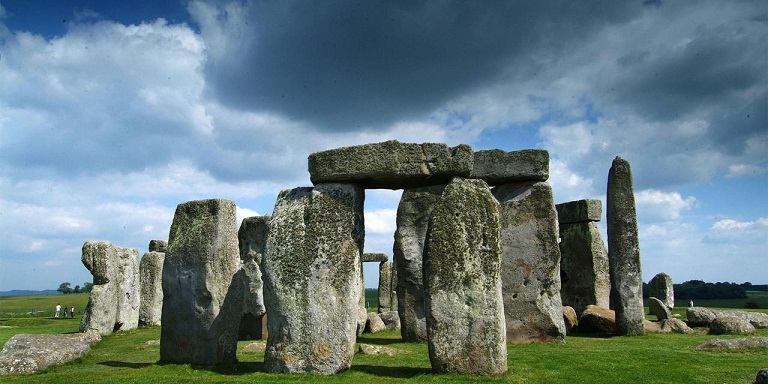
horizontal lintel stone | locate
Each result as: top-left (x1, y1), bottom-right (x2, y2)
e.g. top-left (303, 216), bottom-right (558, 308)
top-left (471, 149), bottom-right (549, 185)
top-left (556, 199), bottom-right (602, 223)
top-left (308, 140), bottom-right (473, 189)
top-left (361, 253), bottom-right (388, 263)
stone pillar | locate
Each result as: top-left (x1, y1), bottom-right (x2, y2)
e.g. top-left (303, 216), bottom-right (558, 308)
top-left (393, 184), bottom-right (445, 341)
top-left (424, 178), bottom-right (507, 375)
top-left (556, 199), bottom-right (611, 316)
top-left (494, 181), bottom-right (566, 343)
top-left (607, 156), bottom-right (644, 336)
top-left (139, 242), bottom-right (165, 326)
top-left (237, 216), bottom-right (269, 340)
top-left (648, 272), bottom-right (674, 309)
top-left (262, 184), bottom-right (364, 374)
top-left (80, 241), bottom-right (140, 335)
top-left (160, 199), bottom-right (243, 365)
top-left (378, 261), bottom-right (393, 313)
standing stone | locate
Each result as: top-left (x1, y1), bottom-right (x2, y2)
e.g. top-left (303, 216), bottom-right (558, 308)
top-left (160, 199), bottom-right (243, 365)
top-left (80, 241), bottom-right (140, 336)
top-left (390, 260), bottom-right (399, 313)
top-left (237, 216), bottom-right (269, 340)
top-left (148, 239), bottom-right (167, 253)
top-left (607, 156), bottom-right (644, 336)
top-left (424, 178), bottom-right (507, 375)
top-left (556, 199), bottom-right (611, 316)
top-left (378, 261), bottom-right (393, 313)
top-left (139, 249), bottom-right (165, 326)
top-left (262, 184), bottom-right (364, 374)
top-left (308, 140), bottom-right (473, 189)
top-left (648, 272), bottom-right (674, 309)
top-left (394, 184), bottom-right (446, 341)
top-left (494, 181), bottom-right (566, 343)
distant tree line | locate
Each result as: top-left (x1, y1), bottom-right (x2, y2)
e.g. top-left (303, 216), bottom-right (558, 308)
top-left (642, 280), bottom-right (754, 300)
top-left (57, 282), bottom-right (93, 294)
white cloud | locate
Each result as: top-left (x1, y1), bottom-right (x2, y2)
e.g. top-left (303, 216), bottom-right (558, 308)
top-left (236, 206), bottom-right (260, 227)
top-left (636, 189), bottom-right (697, 221)
top-left (364, 209), bottom-right (397, 235)
top-left (707, 217), bottom-right (768, 243)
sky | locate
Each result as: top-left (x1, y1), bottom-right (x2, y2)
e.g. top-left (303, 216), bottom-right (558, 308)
top-left (0, 1), bottom-right (766, 292)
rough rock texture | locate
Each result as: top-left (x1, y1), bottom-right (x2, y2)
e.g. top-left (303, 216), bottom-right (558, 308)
top-left (606, 156), bottom-right (644, 336)
top-left (648, 272), bottom-right (674, 309)
top-left (148, 239), bottom-right (167, 253)
top-left (471, 149), bottom-right (549, 186)
top-left (379, 311), bottom-right (401, 330)
top-left (390, 260), bottom-right (399, 313)
top-left (308, 140), bottom-right (473, 189)
top-left (648, 297), bottom-right (672, 320)
top-left (687, 307), bottom-right (768, 328)
top-left (562, 306), bottom-right (578, 335)
top-left (556, 199), bottom-right (602, 224)
top-left (80, 241), bottom-right (140, 335)
top-left (241, 342), bottom-right (267, 353)
top-left (378, 261), bottom-right (393, 313)
top-left (697, 337), bottom-right (768, 350)
top-left (362, 253), bottom-right (388, 262)
top-left (0, 332), bottom-right (100, 375)
top-left (659, 318), bottom-right (694, 334)
top-left (709, 317), bottom-right (756, 335)
top-left (365, 312), bottom-right (387, 334)
top-left (394, 184), bottom-right (446, 341)
top-left (237, 215), bottom-right (269, 340)
top-left (139, 250), bottom-right (165, 326)
top-left (262, 184), bottom-right (364, 374)
top-left (578, 305), bottom-right (617, 334)
top-left (160, 199), bottom-right (243, 366)
top-left (494, 181), bottom-right (566, 343)
top-left (424, 177), bottom-right (507, 375)
top-left (558, 220), bottom-right (610, 316)
top-left (358, 344), bottom-right (402, 356)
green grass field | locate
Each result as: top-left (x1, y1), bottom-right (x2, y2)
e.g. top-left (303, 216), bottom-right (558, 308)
top-left (1, 293), bottom-right (767, 383)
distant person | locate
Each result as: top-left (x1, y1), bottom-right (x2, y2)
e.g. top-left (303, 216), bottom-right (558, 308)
top-left (55, 303), bottom-right (61, 318)
top-left (688, 300), bottom-right (694, 307)
top-left (63, 306), bottom-right (68, 318)
top-left (71, 307), bottom-right (75, 318)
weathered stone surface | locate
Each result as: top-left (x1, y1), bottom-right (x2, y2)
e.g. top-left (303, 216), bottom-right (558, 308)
top-left (148, 239), bottom-right (167, 253)
top-left (308, 140), bottom-right (473, 189)
top-left (648, 272), bottom-right (674, 309)
top-left (648, 297), bottom-right (672, 320)
top-left (390, 260), bottom-right (399, 313)
top-left (494, 181), bottom-right (566, 343)
top-left (556, 199), bottom-right (602, 224)
top-left (262, 184), bottom-right (363, 374)
top-left (558, 220), bottom-right (611, 316)
top-left (160, 199), bottom-right (243, 366)
top-left (237, 215), bottom-right (269, 340)
top-left (424, 177), bottom-right (507, 375)
top-left (241, 342), bottom-right (266, 353)
top-left (0, 332), bottom-right (100, 375)
top-left (471, 149), bottom-right (549, 185)
top-left (687, 307), bottom-right (768, 328)
top-left (80, 241), bottom-right (140, 335)
top-left (378, 261), bottom-right (393, 313)
top-left (394, 184), bottom-right (445, 341)
top-left (365, 312), bottom-right (387, 334)
top-left (361, 253), bottom-right (388, 262)
top-left (709, 316), bottom-right (756, 335)
top-left (606, 156), bottom-right (644, 336)
top-left (379, 311), bottom-right (401, 330)
top-left (697, 337), bottom-right (768, 350)
top-left (659, 318), bottom-right (694, 334)
top-left (139, 250), bottom-right (165, 326)
top-left (358, 344), bottom-right (402, 356)
top-left (563, 306), bottom-right (578, 335)
top-left (578, 305), bottom-right (617, 334)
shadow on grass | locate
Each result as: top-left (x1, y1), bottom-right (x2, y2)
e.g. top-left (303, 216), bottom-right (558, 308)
top-left (155, 361), bottom-right (265, 375)
top-left (98, 361), bottom-right (153, 369)
top-left (356, 337), bottom-right (411, 346)
top-left (565, 333), bottom-right (616, 339)
top-left (352, 364), bottom-right (430, 378)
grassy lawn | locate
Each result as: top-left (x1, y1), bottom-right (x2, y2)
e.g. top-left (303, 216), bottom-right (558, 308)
top-left (1, 294), bottom-right (766, 383)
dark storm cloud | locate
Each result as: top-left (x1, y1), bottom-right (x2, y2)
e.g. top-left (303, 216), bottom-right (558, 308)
top-left (195, 1), bottom-right (642, 131)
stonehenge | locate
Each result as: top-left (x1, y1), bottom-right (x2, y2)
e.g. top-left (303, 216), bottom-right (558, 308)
top-left (607, 156), bottom-right (645, 336)
top-left (80, 240), bottom-right (140, 336)
top-left (77, 140), bottom-right (651, 375)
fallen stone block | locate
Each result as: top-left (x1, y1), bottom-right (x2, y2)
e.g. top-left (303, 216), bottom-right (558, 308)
top-left (697, 337), bottom-right (768, 350)
top-left (0, 332), bottom-right (100, 375)
top-left (709, 316), bottom-right (755, 335)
